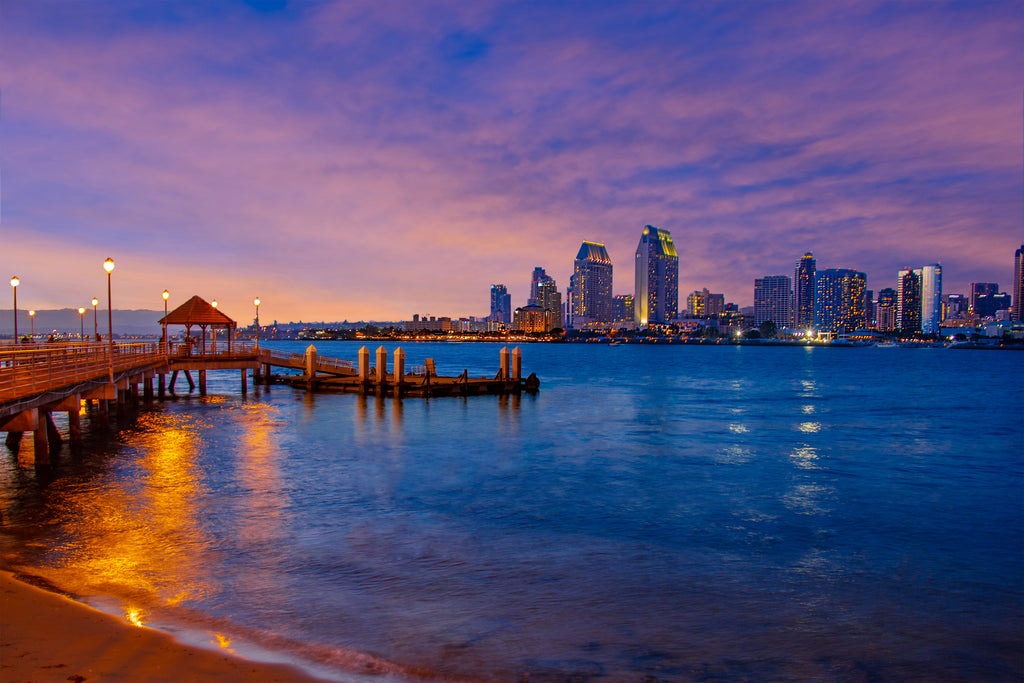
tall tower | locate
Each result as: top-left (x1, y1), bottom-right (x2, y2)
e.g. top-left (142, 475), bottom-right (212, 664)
top-left (529, 267), bottom-right (553, 306)
top-left (919, 263), bottom-right (942, 334)
top-left (794, 252), bottom-right (816, 328)
top-left (489, 284), bottom-right (511, 324)
top-left (1014, 245), bottom-right (1024, 321)
top-left (571, 241), bottom-right (613, 326)
top-left (898, 268), bottom-right (922, 333)
top-left (634, 225), bottom-right (679, 325)
top-left (814, 269), bottom-right (866, 334)
top-left (877, 288), bottom-right (897, 332)
top-left (536, 279), bottom-right (563, 330)
top-left (753, 275), bottom-right (794, 327)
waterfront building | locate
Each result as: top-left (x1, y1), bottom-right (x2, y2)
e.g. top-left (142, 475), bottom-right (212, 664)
top-left (686, 289), bottom-right (725, 318)
top-left (529, 267), bottom-right (554, 306)
top-left (512, 304), bottom-right (551, 333)
top-left (753, 275), bottom-right (793, 327)
top-left (941, 293), bottom-right (968, 322)
top-left (489, 284), bottom-right (511, 325)
top-left (876, 288), bottom-right (897, 332)
top-left (969, 282), bottom-right (999, 314)
top-left (571, 241), bottom-right (614, 327)
top-left (919, 263), bottom-right (942, 334)
top-left (404, 314), bottom-right (454, 333)
top-left (634, 225), bottom-right (679, 325)
top-left (1014, 245), bottom-right (1023, 321)
top-left (814, 268), bottom-right (866, 334)
top-left (898, 268), bottom-right (922, 333)
top-left (974, 292), bottom-right (1012, 318)
top-left (794, 252), bottom-right (816, 327)
top-left (612, 295), bottom-right (634, 323)
top-left (863, 289), bottom-right (875, 328)
top-left (536, 279), bottom-right (563, 330)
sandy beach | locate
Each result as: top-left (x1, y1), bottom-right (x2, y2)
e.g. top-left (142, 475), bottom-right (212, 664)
top-left (0, 570), bottom-right (331, 683)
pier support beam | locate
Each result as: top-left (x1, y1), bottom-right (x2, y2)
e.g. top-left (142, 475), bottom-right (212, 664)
top-left (5, 432), bottom-right (23, 451)
top-left (305, 344), bottom-right (318, 389)
top-left (158, 373), bottom-right (166, 398)
top-left (68, 408), bottom-right (82, 446)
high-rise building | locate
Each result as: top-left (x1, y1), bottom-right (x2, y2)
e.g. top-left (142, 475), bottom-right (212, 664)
top-left (529, 267), bottom-right (554, 306)
top-left (919, 263), bottom-right (942, 334)
top-left (877, 288), bottom-right (897, 332)
top-left (794, 252), bottom-right (816, 327)
top-left (536, 279), bottom-right (563, 330)
top-left (969, 282), bottom-right (999, 314)
top-left (634, 225), bottom-right (679, 325)
top-left (489, 284), bottom-right (511, 325)
top-left (941, 293), bottom-right (968, 321)
top-left (570, 241), bottom-right (613, 326)
top-left (612, 295), bottom-right (634, 323)
top-left (974, 292), bottom-right (1012, 318)
top-left (814, 268), bottom-right (866, 334)
top-left (753, 275), bottom-right (793, 327)
top-left (863, 289), bottom-right (875, 328)
top-left (1014, 245), bottom-right (1023, 321)
top-left (898, 268), bottom-right (922, 333)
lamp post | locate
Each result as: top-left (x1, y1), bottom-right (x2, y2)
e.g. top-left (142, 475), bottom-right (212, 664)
top-left (104, 258), bottom-right (115, 382)
top-left (10, 276), bottom-right (19, 342)
top-left (78, 307), bottom-right (86, 341)
top-left (211, 301), bottom-right (218, 352)
top-left (162, 290), bottom-right (169, 353)
top-left (254, 297), bottom-right (261, 348)
top-left (92, 297), bottom-right (99, 340)
top-left (29, 310), bottom-right (35, 339)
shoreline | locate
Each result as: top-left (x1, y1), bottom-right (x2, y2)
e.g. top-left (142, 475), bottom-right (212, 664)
top-left (0, 569), bottom-right (337, 683)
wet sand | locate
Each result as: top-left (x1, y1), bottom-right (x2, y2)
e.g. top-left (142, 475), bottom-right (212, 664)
top-left (0, 570), bottom-right (331, 683)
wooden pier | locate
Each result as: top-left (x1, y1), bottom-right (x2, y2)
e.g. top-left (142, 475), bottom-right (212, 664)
top-left (0, 339), bottom-right (538, 463)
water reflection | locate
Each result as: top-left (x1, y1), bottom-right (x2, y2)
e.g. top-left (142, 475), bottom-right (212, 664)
top-left (789, 445), bottom-right (820, 470)
top-left (798, 421), bottom-right (821, 433)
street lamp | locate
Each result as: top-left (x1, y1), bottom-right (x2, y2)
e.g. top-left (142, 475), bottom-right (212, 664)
top-left (78, 307), bottom-right (86, 341)
top-left (162, 290), bottom-right (170, 353)
top-left (254, 297), bottom-right (260, 347)
top-left (92, 297), bottom-right (99, 340)
top-left (29, 310), bottom-right (35, 339)
top-left (10, 276), bottom-right (19, 342)
top-left (104, 258), bottom-right (115, 381)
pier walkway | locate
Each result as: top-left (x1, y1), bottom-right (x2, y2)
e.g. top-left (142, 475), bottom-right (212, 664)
top-left (1, 340), bottom-right (536, 462)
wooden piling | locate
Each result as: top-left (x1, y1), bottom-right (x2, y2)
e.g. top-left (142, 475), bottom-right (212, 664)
top-left (33, 408), bottom-right (49, 464)
top-left (375, 346), bottom-right (387, 385)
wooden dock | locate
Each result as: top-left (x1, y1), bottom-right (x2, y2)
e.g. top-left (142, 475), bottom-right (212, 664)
top-left (1, 340), bottom-right (538, 463)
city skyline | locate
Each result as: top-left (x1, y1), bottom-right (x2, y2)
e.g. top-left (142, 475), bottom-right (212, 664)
top-left (2, 1), bottom-right (1022, 322)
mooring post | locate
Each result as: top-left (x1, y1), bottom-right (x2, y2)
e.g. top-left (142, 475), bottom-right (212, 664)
top-left (305, 344), bottom-right (318, 387)
top-left (376, 346), bottom-right (387, 385)
top-left (241, 368), bottom-right (248, 395)
top-left (198, 370), bottom-right (207, 396)
top-left (33, 408), bottom-right (50, 464)
top-left (511, 346), bottom-right (522, 381)
top-left (358, 346), bottom-right (369, 382)
top-left (68, 406), bottom-right (82, 445)
top-left (500, 346), bottom-right (510, 381)
top-left (393, 347), bottom-right (405, 397)
top-left (158, 373), bottom-right (166, 398)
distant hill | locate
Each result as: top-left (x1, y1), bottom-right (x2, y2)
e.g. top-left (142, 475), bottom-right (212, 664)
top-left (0, 308), bottom-right (165, 337)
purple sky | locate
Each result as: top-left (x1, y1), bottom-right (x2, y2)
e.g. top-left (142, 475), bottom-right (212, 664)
top-left (2, 0), bottom-right (1022, 323)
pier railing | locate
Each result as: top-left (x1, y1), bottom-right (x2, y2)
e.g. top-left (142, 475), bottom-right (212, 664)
top-left (0, 342), bottom-right (163, 402)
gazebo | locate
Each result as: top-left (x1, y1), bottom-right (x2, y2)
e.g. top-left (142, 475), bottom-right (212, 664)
top-left (158, 295), bottom-right (237, 354)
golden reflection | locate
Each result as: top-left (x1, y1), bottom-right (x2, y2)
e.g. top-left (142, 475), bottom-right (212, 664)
top-left (728, 423), bottom-right (748, 434)
top-left (234, 402), bottom-right (287, 546)
top-left (801, 404), bottom-right (815, 415)
top-left (783, 483), bottom-right (834, 515)
top-left (126, 607), bottom-right (145, 627)
top-left (789, 445), bottom-right (820, 470)
top-left (212, 633), bottom-right (235, 652)
top-left (798, 422), bottom-right (821, 433)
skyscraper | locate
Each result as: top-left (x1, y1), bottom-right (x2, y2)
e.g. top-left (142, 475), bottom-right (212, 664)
top-left (753, 275), bottom-right (793, 327)
top-left (814, 268), bottom-right (866, 334)
top-left (489, 284), bottom-right (511, 324)
top-left (1014, 245), bottom-right (1023, 321)
top-left (686, 289), bottom-right (725, 317)
top-left (919, 263), bottom-right (942, 334)
top-left (794, 252), bottom-right (816, 327)
top-left (969, 282), bottom-right (999, 314)
top-left (536, 279), bottom-right (563, 330)
top-left (634, 225), bottom-right (678, 325)
top-left (898, 268), bottom-right (922, 333)
top-left (529, 267), bottom-right (554, 306)
top-left (570, 241), bottom-right (613, 326)
top-left (877, 288), bottom-right (897, 332)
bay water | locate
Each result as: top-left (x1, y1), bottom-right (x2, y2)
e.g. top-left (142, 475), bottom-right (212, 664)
top-left (1, 342), bottom-right (1021, 681)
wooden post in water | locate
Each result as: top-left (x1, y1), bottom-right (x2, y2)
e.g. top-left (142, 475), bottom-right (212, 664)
top-left (198, 370), bottom-right (207, 396)
top-left (393, 347), bottom-right (405, 398)
top-left (358, 346), bottom-right (369, 384)
top-left (375, 346), bottom-right (387, 386)
top-left (240, 368), bottom-right (248, 395)
top-left (499, 346), bottom-right (510, 381)
top-left (511, 346), bottom-right (522, 381)
top-left (33, 408), bottom-right (49, 464)
top-left (305, 344), bottom-right (318, 390)
top-left (158, 373), bottom-right (166, 398)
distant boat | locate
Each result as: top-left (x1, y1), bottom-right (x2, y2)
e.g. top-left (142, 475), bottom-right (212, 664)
top-left (608, 340), bottom-right (623, 346)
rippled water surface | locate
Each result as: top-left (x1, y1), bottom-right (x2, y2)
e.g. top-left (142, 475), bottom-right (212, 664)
top-left (2, 342), bottom-right (1022, 681)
